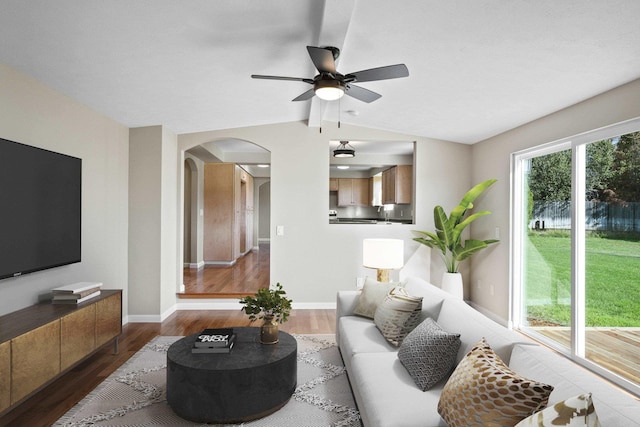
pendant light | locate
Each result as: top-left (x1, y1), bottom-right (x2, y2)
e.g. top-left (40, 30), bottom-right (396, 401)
top-left (333, 141), bottom-right (355, 158)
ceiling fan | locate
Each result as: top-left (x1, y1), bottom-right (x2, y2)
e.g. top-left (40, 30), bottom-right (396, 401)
top-left (251, 46), bottom-right (409, 103)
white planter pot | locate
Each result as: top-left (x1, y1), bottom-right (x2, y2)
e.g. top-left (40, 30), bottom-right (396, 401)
top-left (441, 272), bottom-right (463, 299)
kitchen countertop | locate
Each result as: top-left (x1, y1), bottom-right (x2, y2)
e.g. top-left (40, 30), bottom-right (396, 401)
top-left (329, 218), bottom-right (412, 224)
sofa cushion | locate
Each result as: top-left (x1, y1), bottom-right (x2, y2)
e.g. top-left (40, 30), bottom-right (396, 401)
top-left (397, 318), bottom-right (461, 390)
top-left (338, 316), bottom-right (397, 372)
top-left (515, 393), bottom-right (601, 427)
top-left (374, 286), bottom-right (423, 346)
top-left (350, 352), bottom-right (448, 427)
top-left (353, 277), bottom-right (396, 318)
top-left (509, 343), bottom-right (640, 427)
top-left (438, 338), bottom-right (554, 427)
top-left (436, 297), bottom-right (528, 364)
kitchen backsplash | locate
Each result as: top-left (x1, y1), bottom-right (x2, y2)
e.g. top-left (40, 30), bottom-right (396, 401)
top-left (329, 192), bottom-right (413, 222)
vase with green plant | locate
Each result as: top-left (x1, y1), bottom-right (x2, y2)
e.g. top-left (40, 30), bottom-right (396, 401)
top-left (239, 283), bottom-right (293, 344)
top-left (412, 179), bottom-right (499, 298)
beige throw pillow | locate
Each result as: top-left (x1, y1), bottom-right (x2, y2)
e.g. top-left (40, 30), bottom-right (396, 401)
top-left (515, 393), bottom-right (601, 427)
top-left (374, 286), bottom-right (423, 346)
top-left (353, 277), bottom-right (397, 319)
top-left (437, 338), bottom-right (554, 427)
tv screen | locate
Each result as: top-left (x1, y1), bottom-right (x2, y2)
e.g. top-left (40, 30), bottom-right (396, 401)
top-left (0, 138), bottom-right (82, 280)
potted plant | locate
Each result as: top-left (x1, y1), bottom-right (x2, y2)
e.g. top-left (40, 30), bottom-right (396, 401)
top-left (412, 179), bottom-right (499, 298)
top-left (239, 283), bottom-right (293, 344)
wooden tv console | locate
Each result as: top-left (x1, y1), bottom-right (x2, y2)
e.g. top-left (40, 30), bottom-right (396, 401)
top-left (0, 289), bottom-right (122, 415)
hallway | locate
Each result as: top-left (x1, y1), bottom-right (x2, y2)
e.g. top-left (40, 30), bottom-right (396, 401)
top-left (181, 243), bottom-right (270, 298)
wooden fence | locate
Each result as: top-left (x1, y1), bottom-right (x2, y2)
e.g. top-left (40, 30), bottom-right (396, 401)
top-left (531, 201), bottom-right (640, 231)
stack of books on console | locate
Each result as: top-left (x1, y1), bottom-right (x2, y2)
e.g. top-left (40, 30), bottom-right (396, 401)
top-left (52, 282), bottom-right (102, 304)
top-left (192, 328), bottom-right (236, 354)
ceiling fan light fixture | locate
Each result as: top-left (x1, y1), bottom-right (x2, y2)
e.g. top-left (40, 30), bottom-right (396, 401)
top-left (315, 79), bottom-right (345, 101)
top-left (333, 141), bottom-right (355, 158)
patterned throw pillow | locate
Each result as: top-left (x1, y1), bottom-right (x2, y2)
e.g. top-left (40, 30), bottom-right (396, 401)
top-left (437, 338), bottom-right (554, 427)
top-left (373, 286), bottom-right (423, 346)
top-left (353, 277), bottom-right (397, 319)
top-left (515, 393), bottom-right (601, 427)
top-left (397, 318), bottom-right (461, 390)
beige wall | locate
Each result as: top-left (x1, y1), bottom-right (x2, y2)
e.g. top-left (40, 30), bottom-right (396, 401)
top-left (129, 126), bottom-right (178, 320)
top-left (470, 78), bottom-right (640, 323)
top-left (179, 121), bottom-right (472, 304)
top-left (6, 60), bottom-right (635, 322)
top-left (0, 64), bottom-right (129, 317)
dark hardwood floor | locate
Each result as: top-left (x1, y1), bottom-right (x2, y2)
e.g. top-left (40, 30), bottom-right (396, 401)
top-left (181, 242), bottom-right (270, 298)
top-left (0, 308), bottom-right (336, 427)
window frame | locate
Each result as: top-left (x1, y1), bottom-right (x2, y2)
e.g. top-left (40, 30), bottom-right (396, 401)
top-left (510, 117), bottom-right (640, 396)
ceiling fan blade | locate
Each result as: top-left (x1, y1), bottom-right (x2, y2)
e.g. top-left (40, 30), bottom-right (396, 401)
top-left (292, 88), bottom-right (316, 102)
top-left (306, 46), bottom-right (336, 74)
top-left (345, 84), bottom-right (382, 103)
top-left (251, 74), bottom-right (314, 84)
top-left (345, 64), bottom-right (409, 83)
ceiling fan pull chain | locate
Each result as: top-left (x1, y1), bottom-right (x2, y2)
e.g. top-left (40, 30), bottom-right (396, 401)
top-left (338, 96), bottom-right (341, 129)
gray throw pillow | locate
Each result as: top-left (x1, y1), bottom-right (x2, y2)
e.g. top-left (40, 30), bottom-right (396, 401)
top-left (397, 318), bottom-right (461, 390)
top-left (374, 286), bottom-right (423, 346)
top-left (353, 277), bottom-right (397, 319)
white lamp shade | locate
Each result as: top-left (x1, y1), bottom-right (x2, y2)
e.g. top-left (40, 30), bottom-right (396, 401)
top-left (362, 239), bottom-right (404, 269)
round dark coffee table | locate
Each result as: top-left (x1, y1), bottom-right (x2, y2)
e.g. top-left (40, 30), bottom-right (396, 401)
top-left (166, 327), bottom-right (297, 423)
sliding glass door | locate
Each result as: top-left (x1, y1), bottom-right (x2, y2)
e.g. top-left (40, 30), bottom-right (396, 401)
top-left (511, 119), bottom-right (640, 395)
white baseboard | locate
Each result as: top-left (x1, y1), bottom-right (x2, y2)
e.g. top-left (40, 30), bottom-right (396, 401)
top-left (127, 305), bottom-right (177, 323)
top-left (128, 314), bottom-right (163, 323)
top-left (183, 261), bottom-right (205, 269)
top-left (176, 299), bottom-right (243, 310)
top-left (127, 300), bottom-right (338, 321)
top-left (292, 302), bottom-right (336, 310)
top-left (174, 299), bottom-right (336, 311)
top-left (258, 237), bottom-right (270, 243)
top-left (204, 260), bottom-right (236, 267)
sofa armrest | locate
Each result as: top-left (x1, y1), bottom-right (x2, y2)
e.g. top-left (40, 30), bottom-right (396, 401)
top-left (336, 290), bottom-right (360, 341)
top-left (337, 290), bottom-right (360, 319)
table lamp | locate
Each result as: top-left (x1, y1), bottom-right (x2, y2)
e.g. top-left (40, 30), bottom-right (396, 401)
top-left (363, 238), bottom-right (404, 282)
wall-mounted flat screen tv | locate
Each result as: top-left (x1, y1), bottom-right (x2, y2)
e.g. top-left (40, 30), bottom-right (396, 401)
top-left (0, 137), bottom-right (82, 280)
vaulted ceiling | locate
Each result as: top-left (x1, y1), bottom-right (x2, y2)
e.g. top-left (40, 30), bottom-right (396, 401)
top-left (2, 0), bottom-right (640, 144)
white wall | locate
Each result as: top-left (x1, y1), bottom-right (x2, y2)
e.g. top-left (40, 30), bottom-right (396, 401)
top-left (470, 78), bottom-right (640, 323)
top-left (179, 121), bottom-right (472, 305)
top-left (0, 64), bottom-right (129, 317)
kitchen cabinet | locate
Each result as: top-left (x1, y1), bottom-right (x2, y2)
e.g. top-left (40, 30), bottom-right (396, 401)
top-left (329, 178), bottom-right (339, 191)
top-left (204, 163), bottom-right (254, 264)
top-left (338, 178), bottom-right (370, 206)
top-left (382, 165), bottom-right (412, 204)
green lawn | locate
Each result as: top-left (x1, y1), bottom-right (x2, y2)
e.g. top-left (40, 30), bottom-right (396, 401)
top-left (525, 232), bottom-right (640, 327)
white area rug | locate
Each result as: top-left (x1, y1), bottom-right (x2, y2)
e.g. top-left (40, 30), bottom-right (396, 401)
top-left (54, 335), bottom-right (361, 427)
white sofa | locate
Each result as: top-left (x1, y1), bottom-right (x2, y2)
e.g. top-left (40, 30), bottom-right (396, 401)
top-left (336, 276), bottom-right (640, 427)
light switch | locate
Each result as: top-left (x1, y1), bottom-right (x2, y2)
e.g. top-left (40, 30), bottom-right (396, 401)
top-left (276, 225), bottom-right (284, 236)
